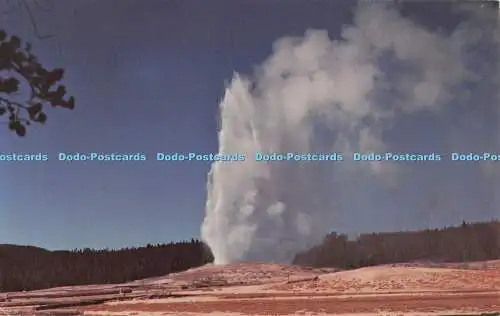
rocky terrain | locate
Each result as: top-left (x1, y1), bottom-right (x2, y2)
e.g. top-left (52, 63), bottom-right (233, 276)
top-left (1, 260), bottom-right (499, 316)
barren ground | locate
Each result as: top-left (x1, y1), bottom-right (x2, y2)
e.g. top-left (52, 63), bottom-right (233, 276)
top-left (1, 260), bottom-right (499, 316)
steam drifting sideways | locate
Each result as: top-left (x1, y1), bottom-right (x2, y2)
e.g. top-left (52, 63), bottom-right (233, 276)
top-left (202, 2), bottom-right (500, 264)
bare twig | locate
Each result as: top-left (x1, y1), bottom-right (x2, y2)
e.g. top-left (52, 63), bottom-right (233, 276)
top-left (20, 0), bottom-right (54, 40)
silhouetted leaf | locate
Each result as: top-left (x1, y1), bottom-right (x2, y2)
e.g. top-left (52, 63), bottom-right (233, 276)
top-left (0, 107), bottom-right (6, 116)
top-left (45, 68), bottom-right (64, 86)
top-left (12, 51), bottom-right (25, 65)
top-left (0, 42), bottom-right (14, 60)
top-left (36, 67), bottom-right (48, 76)
top-left (55, 85), bottom-right (66, 98)
top-left (14, 122), bottom-right (26, 137)
top-left (0, 56), bottom-right (8, 69)
top-left (0, 77), bottom-right (19, 94)
top-left (28, 103), bottom-right (42, 119)
top-left (8, 36), bottom-right (21, 50)
top-left (26, 53), bottom-right (37, 63)
top-left (66, 96), bottom-right (75, 109)
top-left (36, 112), bottom-right (47, 124)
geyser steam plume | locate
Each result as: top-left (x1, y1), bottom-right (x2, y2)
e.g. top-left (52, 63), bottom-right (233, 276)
top-left (202, 2), bottom-right (499, 264)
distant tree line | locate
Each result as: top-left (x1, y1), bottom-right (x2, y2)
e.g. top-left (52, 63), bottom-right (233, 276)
top-left (293, 220), bottom-right (500, 268)
top-left (1, 221), bottom-right (499, 292)
top-left (0, 239), bottom-right (213, 292)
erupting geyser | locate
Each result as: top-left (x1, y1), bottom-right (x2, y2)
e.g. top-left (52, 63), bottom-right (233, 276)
top-left (201, 2), bottom-right (499, 264)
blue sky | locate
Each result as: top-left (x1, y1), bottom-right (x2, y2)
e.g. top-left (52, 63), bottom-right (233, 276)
top-left (0, 0), bottom-right (498, 251)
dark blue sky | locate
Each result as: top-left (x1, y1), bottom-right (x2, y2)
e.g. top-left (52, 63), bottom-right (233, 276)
top-left (0, 0), bottom-right (498, 251)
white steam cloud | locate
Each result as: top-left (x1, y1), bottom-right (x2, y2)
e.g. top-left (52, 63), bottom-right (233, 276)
top-left (202, 2), bottom-right (499, 264)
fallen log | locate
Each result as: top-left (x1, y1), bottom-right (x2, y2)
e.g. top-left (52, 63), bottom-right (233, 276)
top-left (35, 298), bottom-right (109, 310)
